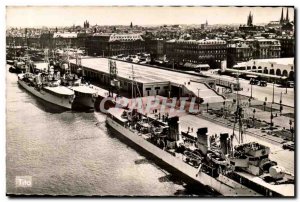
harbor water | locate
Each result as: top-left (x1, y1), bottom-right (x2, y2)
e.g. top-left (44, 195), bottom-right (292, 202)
top-left (6, 66), bottom-right (208, 196)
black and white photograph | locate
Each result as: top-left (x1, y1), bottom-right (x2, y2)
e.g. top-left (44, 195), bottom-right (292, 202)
top-left (5, 5), bottom-right (295, 197)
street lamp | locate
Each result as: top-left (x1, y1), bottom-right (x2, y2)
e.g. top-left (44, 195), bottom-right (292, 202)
top-left (289, 119), bottom-right (293, 132)
top-left (197, 88), bottom-right (200, 110)
top-left (250, 82), bottom-right (253, 99)
top-left (272, 82), bottom-right (275, 104)
top-left (289, 120), bottom-right (294, 142)
top-left (280, 92), bottom-right (283, 116)
top-left (263, 97), bottom-right (267, 111)
top-left (270, 103), bottom-right (274, 131)
top-left (253, 109), bottom-right (256, 128)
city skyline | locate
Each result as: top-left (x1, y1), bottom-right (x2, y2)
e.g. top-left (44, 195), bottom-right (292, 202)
top-left (6, 6), bottom-right (294, 28)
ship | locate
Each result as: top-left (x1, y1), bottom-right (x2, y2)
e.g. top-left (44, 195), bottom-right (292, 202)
top-left (17, 68), bottom-right (75, 109)
top-left (60, 70), bottom-right (97, 110)
top-left (105, 66), bottom-right (294, 197)
top-left (58, 46), bottom-right (97, 110)
top-left (106, 108), bottom-right (294, 196)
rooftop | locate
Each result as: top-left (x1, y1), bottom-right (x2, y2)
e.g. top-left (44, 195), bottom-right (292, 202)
top-left (70, 57), bottom-right (169, 84)
top-left (53, 32), bottom-right (78, 38)
top-left (251, 58), bottom-right (294, 66)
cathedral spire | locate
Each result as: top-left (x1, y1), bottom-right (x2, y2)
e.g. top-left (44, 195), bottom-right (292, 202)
top-left (247, 12), bottom-right (253, 26)
top-left (280, 8), bottom-right (284, 24)
top-left (286, 8), bottom-right (289, 22)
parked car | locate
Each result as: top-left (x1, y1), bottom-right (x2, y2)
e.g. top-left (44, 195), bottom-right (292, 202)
top-left (250, 78), bottom-right (259, 85)
top-left (286, 81), bottom-right (294, 88)
top-left (282, 141), bottom-right (294, 150)
top-left (258, 81), bottom-right (267, 87)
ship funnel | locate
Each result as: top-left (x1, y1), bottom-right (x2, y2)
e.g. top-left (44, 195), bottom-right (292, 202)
top-left (220, 133), bottom-right (229, 157)
top-left (196, 127), bottom-right (208, 155)
top-left (167, 116), bottom-right (179, 141)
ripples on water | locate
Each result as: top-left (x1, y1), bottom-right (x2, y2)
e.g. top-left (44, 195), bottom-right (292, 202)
top-left (6, 67), bottom-right (208, 196)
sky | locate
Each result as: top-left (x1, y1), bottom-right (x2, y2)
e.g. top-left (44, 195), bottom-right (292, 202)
top-left (6, 6), bottom-right (294, 28)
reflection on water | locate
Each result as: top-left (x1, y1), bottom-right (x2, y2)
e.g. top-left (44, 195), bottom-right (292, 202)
top-left (6, 66), bottom-right (208, 196)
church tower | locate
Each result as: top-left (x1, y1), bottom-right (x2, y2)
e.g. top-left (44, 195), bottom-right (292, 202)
top-left (286, 8), bottom-right (289, 23)
top-left (247, 12), bottom-right (253, 26)
top-left (280, 8), bottom-right (284, 24)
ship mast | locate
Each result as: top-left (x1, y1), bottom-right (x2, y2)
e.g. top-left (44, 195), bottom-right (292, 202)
top-left (129, 64), bottom-right (142, 99)
top-left (232, 71), bottom-right (244, 144)
top-left (108, 60), bottom-right (118, 97)
top-left (131, 65), bottom-right (135, 99)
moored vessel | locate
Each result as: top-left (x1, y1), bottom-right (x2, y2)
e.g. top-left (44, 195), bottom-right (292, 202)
top-left (106, 107), bottom-right (294, 196)
top-left (17, 70), bottom-right (75, 109)
top-left (60, 70), bottom-right (97, 110)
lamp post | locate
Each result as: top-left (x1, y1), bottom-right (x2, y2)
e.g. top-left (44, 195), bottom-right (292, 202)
top-left (270, 103), bottom-right (274, 132)
top-left (263, 97), bottom-right (267, 111)
top-left (250, 82), bottom-right (253, 99)
top-left (272, 82), bottom-right (275, 104)
top-left (253, 109), bottom-right (256, 128)
top-left (286, 79), bottom-right (288, 94)
top-left (289, 120), bottom-right (294, 142)
top-left (280, 91), bottom-right (283, 116)
top-left (197, 88), bottom-right (200, 110)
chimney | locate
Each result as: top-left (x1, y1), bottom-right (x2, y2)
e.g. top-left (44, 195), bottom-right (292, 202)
top-left (167, 116), bottom-right (179, 141)
top-left (196, 127), bottom-right (208, 155)
top-left (220, 133), bottom-right (229, 157)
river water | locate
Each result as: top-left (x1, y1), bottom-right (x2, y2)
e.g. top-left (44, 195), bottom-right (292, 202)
top-left (6, 66), bottom-right (208, 196)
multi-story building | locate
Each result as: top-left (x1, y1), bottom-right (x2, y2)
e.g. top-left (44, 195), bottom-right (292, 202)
top-left (165, 39), bottom-right (227, 68)
top-left (227, 43), bottom-right (252, 63)
top-left (248, 38), bottom-right (281, 59)
top-left (86, 33), bottom-right (145, 56)
top-left (40, 32), bottom-right (54, 49)
top-left (145, 38), bottom-right (165, 60)
top-left (53, 32), bottom-right (78, 48)
top-left (277, 36), bottom-right (294, 58)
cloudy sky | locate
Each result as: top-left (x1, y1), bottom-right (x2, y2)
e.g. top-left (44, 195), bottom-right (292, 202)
top-left (6, 6), bottom-right (294, 28)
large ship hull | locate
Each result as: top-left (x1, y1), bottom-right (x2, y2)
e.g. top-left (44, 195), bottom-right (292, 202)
top-left (106, 116), bottom-right (261, 196)
top-left (18, 79), bottom-right (73, 109)
top-left (72, 93), bottom-right (95, 110)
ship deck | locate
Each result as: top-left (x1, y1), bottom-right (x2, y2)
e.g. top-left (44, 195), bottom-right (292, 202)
top-left (44, 86), bottom-right (74, 96)
top-left (107, 107), bottom-right (294, 196)
top-left (71, 85), bottom-right (97, 94)
top-left (236, 171), bottom-right (294, 196)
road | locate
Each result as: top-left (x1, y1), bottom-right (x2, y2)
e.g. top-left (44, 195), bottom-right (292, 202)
top-left (202, 71), bottom-right (294, 107)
